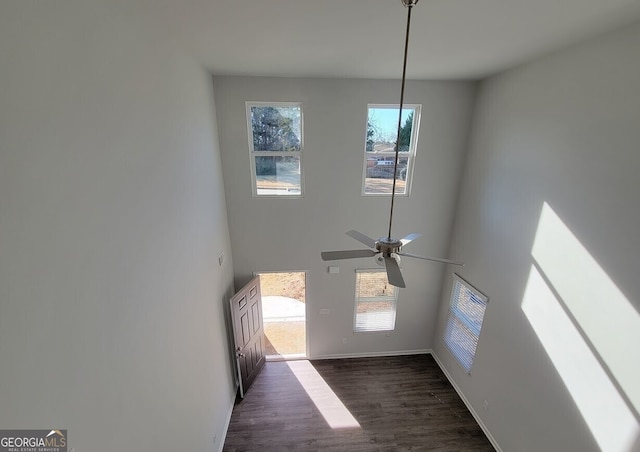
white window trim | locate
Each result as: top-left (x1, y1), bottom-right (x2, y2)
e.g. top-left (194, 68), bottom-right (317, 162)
top-left (246, 101), bottom-right (304, 198)
top-left (443, 273), bottom-right (489, 374)
top-left (353, 269), bottom-right (399, 333)
top-left (361, 103), bottom-right (421, 197)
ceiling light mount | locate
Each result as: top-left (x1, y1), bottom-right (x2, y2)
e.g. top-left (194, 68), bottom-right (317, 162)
top-left (401, 0), bottom-right (419, 7)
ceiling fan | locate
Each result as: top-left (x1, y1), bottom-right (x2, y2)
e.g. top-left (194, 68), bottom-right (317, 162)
top-left (320, 0), bottom-right (463, 288)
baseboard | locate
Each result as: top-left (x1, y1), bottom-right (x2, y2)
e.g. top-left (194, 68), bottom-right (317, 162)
top-left (311, 348), bottom-right (432, 360)
top-left (430, 351), bottom-right (503, 452)
top-left (217, 384), bottom-right (237, 452)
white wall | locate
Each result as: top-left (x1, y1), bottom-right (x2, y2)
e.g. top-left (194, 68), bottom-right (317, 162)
top-left (434, 21), bottom-right (640, 451)
top-left (214, 76), bottom-right (476, 358)
top-left (0, 1), bottom-right (236, 450)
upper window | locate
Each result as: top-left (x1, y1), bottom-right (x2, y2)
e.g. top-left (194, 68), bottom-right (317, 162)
top-left (362, 104), bottom-right (421, 196)
top-left (354, 270), bottom-right (399, 332)
top-left (246, 102), bottom-right (303, 197)
top-left (443, 274), bottom-right (488, 373)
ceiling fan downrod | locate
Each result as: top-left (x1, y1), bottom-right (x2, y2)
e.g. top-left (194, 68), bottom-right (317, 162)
top-left (319, 0), bottom-right (463, 289)
top-left (388, 0), bottom-right (418, 241)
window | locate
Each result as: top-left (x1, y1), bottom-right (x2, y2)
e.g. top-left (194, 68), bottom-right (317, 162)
top-left (363, 104), bottom-right (421, 195)
top-left (444, 274), bottom-right (488, 373)
top-left (246, 102), bottom-right (303, 197)
top-left (354, 270), bottom-right (398, 332)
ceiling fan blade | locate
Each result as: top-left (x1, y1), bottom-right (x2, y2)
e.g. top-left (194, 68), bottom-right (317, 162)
top-left (321, 249), bottom-right (377, 261)
top-left (384, 256), bottom-right (406, 288)
top-left (398, 252), bottom-right (464, 266)
top-left (400, 233), bottom-right (422, 246)
top-left (346, 230), bottom-right (377, 248)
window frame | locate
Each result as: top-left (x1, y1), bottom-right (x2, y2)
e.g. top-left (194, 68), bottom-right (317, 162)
top-left (246, 101), bottom-right (304, 198)
top-left (443, 273), bottom-right (489, 374)
top-left (361, 103), bottom-right (421, 197)
top-left (353, 269), bottom-right (399, 333)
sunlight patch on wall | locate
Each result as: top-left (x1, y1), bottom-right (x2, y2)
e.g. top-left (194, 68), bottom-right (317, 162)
top-left (286, 360), bottom-right (361, 430)
top-left (522, 266), bottom-right (638, 452)
top-left (532, 203), bottom-right (640, 412)
top-left (522, 202), bottom-right (640, 452)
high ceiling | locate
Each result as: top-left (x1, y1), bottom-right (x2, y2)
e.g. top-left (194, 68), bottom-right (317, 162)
top-left (130, 0), bottom-right (640, 79)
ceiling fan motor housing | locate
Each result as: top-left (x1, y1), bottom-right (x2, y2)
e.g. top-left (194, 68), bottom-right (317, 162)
top-left (376, 237), bottom-right (403, 256)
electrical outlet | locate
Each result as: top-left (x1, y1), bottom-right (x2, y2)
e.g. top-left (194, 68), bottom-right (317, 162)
top-left (342, 338), bottom-right (348, 344)
top-left (218, 252), bottom-right (224, 266)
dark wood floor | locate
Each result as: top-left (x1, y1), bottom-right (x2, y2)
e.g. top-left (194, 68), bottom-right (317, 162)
top-left (223, 354), bottom-right (494, 451)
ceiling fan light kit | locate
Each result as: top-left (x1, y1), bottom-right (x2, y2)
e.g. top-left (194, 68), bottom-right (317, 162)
top-left (320, 0), bottom-right (463, 288)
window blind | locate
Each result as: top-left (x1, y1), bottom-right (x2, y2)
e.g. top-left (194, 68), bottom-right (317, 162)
top-left (444, 274), bottom-right (488, 373)
top-left (354, 270), bottom-right (398, 332)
